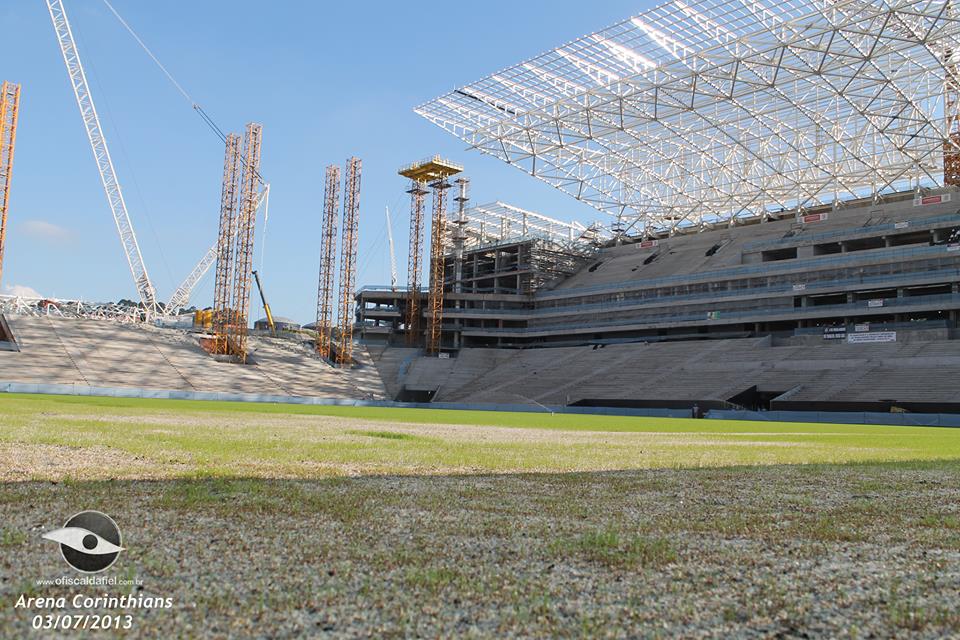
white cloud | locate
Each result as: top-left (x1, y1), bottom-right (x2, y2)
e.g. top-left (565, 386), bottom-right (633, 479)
top-left (2, 284), bottom-right (43, 298)
top-left (19, 220), bottom-right (73, 243)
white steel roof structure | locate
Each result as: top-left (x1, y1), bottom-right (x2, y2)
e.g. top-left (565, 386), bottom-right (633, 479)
top-left (417, 0), bottom-right (960, 234)
top-left (459, 201), bottom-right (596, 247)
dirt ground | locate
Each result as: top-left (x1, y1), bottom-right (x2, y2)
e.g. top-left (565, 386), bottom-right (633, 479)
top-left (2, 462), bottom-right (959, 638)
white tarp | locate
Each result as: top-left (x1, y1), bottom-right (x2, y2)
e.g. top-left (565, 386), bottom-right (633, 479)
top-left (847, 331), bottom-right (896, 344)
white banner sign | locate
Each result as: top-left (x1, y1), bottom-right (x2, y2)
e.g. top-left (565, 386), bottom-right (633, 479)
top-left (847, 331), bottom-right (896, 344)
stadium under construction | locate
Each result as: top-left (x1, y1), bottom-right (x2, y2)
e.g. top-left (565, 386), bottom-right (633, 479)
top-left (2, 0), bottom-right (960, 420)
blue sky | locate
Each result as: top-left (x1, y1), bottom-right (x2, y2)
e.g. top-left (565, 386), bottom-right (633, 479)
top-left (2, 0), bottom-right (645, 323)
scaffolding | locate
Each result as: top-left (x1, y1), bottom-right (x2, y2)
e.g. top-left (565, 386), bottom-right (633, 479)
top-left (211, 133), bottom-right (242, 357)
top-left (336, 157), bottom-right (362, 366)
top-left (315, 165), bottom-right (340, 359)
top-left (210, 124), bottom-right (262, 363)
top-left (403, 179), bottom-right (427, 345)
top-left (426, 176), bottom-right (452, 354)
top-left (399, 156), bottom-right (463, 350)
top-left (451, 177), bottom-right (469, 294)
top-left (0, 81), bottom-right (20, 289)
top-left (230, 123), bottom-right (263, 363)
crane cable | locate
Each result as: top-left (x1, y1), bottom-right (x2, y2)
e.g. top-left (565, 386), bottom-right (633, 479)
top-left (101, 0), bottom-right (270, 304)
top-left (101, 0), bottom-right (264, 189)
top-left (100, 0), bottom-right (228, 145)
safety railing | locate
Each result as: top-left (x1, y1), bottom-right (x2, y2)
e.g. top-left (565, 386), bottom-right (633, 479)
top-left (742, 212), bottom-right (960, 251)
top-left (534, 243), bottom-right (959, 299)
top-left (443, 266), bottom-right (960, 318)
top-left (461, 292), bottom-right (960, 335)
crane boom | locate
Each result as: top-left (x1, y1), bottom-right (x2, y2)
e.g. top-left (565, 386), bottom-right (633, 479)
top-left (46, 0), bottom-right (157, 313)
top-left (251, 269), bottom-right (275, 335)
top-left (167, 183), bottom-right (269, 313)
top-left (385, 205), bottom-right (398, 291)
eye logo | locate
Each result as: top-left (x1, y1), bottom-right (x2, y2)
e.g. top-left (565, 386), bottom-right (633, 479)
top-left (41, 511), bottom-right (124, 573)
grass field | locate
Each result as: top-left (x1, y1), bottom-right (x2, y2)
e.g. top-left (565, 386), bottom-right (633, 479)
top-left (1, 393), bottom-right (960, 480)
top-left (1, 393), bottom-right (959, 637)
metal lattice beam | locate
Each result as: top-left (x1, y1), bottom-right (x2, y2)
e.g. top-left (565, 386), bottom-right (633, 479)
top-left (0, 81), bottom-right (20, 290)
top-left (426, 177), bottom-right (451, 355)
top-left (336, 157), bottom-right (362, 366)
top-left (461, 202), bottom-right (592, 247)
top-left (46, 0), bottom-right (157, 312)
top-left (316, 165), bottom-right (340, 359)
top-left (211, 134), bottom-right (242, 357)
top-left (417, 0), bottom-right (960, 233)
top-left (230, 123), bottom-right (262, 363)
top-left (404, 179), bottom-right (427, 345)
top-left (167, 184), bottom-right (269, 314)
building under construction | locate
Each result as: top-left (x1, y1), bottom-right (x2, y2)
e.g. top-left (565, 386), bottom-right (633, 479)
top-left (357, 200), bottom-right (598, 351)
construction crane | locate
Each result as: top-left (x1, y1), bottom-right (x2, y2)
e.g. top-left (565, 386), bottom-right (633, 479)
top-left (167, 183), bottom-right (270, 313)
top-left (385, 205), bottom-right (398, 291)
top-left (46, 0), bottom-right (157, 314)
top-left (251, 269), bottom-right (275, 335)
top-left (0, 82), bottom-right (21, 289)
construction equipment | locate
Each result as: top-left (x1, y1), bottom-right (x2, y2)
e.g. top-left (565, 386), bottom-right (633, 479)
top-left (168, 184), bottom-right (270, 313)
top-left (398, 156), bottom-right (463, 348)
top-left (0, 81), bottom-right (21, 289)
top-left (251, 270), bottom-right (275, 335)
top-left (336, 157), bottom-right (362, 366)
top-left (211, 134), bottom-right (242, 357)
top-left (46, 0), bottom-right (157, 314)
top-left (210, 124), bottom-right (262, 363)
top-left (230, 123), bottom-right (263, 363)
top-left (385, 206), bottom-right (398, 291)
top-left (315, 165), bottom-right (340, 359)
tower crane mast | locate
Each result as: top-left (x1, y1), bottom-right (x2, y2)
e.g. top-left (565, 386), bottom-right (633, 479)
top-left (46, 0), bottom-right (157, 314)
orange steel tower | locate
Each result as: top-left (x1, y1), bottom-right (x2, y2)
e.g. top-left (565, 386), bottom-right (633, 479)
top-left (315, 164), bottom-right (340, 359)
top-left (398, 156), bottom-right (462, 348)
top-left (230, 123), bottom-right (263, 363)
top-left (425, 175), bottom-right (452, 354)
top-left (0, 82), bottom-right (21, 288)
top-left (212, 133), bottom-right (242, 356)
top-left (403, 178), bottom-right (428, 345)
top-left (336, 157), bottom-right (362, 366)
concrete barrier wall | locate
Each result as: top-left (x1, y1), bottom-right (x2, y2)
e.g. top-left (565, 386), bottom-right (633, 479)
top-left (2, 380), bottom-right (957, 426)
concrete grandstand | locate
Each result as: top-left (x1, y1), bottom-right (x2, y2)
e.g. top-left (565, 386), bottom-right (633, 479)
top-left (0, 310), bottom-right (386, 400)
top-left (360, 189), bottom-right (960, 413)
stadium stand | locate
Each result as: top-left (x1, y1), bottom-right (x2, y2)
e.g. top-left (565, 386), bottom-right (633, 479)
top-left (361, 189), bottom-right (960, 413)
top-left (389, 338), bottom-right (960, 412)
top-left (0, 316), bottom-right (386, 399)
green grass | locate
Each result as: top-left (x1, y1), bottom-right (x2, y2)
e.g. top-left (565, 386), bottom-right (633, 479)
top-left (1, 393), bottom-right (960, 479)
top-left (548, 527), bottom-right (677, 567)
